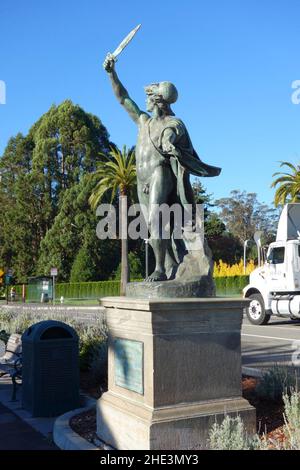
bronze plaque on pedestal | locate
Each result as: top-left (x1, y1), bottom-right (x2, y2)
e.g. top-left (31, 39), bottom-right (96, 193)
top-left (114, 338), bottom-right (144, 394)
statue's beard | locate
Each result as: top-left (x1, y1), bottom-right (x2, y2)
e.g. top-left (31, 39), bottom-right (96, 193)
top-left (146, 100), bottom-right (155, 112)
top-left (146, 98), bottom-right (174, 116)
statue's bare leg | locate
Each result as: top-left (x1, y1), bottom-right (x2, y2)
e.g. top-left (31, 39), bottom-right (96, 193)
top-left (146, 165), bottom-right (174, 282)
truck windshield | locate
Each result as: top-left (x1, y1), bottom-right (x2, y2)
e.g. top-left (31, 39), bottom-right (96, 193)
top-left (268, 247), bottom-right (285, 264)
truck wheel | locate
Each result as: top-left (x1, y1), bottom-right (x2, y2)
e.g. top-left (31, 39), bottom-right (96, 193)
top-left (246, 294), bottom-right (270, 325)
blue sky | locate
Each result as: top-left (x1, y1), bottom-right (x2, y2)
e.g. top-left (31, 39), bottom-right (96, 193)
top-left (1, 0), bottom-right (300, 205)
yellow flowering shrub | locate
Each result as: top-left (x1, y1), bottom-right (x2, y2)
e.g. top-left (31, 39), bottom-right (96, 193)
top-left (214, 259), bottom-right (256, 277)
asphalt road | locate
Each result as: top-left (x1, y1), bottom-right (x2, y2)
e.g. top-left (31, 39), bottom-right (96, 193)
top-left (242, 315), bottom-right (300, 371)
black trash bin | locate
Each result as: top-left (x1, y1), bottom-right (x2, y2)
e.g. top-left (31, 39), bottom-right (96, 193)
top-left (22, 320), bottom-right (80, 417)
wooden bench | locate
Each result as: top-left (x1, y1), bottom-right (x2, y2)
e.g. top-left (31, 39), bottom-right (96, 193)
top-left (0, 333), bottom-right (22, 400)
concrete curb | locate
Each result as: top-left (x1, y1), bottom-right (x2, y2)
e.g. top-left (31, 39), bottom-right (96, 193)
top-left (53, 404), bottom-right (98, 451)
top-left (53, 396), bottom-right (114, 451)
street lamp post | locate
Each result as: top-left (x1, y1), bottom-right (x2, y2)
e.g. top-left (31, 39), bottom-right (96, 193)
top-left (243, 240), bottom-right (249, 275)
top-left (254, 231), bottom-right (263, 267)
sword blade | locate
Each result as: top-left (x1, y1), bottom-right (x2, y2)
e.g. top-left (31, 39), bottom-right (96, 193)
top-left (112, 24), bottom-right (141, 59)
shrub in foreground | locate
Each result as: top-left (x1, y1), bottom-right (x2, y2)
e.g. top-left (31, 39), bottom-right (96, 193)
top-left (0, 309), bottom-right (108, 380)
top-left (209, 390), bottom-right (300, 450)
top-left (208, 415), bottom-right (264, 450)
top-left (255, 365), bottom-right (297, 402)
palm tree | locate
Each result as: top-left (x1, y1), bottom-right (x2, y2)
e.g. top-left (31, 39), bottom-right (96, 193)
top-left (89, 146), bottom-right (136, 295)
top-left (271, 161), bottom-right (300, 207)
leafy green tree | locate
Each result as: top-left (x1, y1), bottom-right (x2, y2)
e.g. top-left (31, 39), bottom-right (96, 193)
top-left (37, 174), bottom-right (120, 281)
top-left (113, 251), bottom-right (144, 281)
top-left (89, 146), bottom-right (136, 295)
top-left (192, 180), bottom-right (212, 206)
top-left (29, 100), bottom-right (111, 224)
top-left (0, 101), bottom-right (113, 283)
top-left (69, 245), bottom-right (97, 283)
top-left (69, 221), bottom-right (120, 283)
top-left (208, 233), bottom-right (243, 264)
top-left (205, 212), bottom-right (226, 238)
top-left (0, 135), bottom-right (39, 280)
top-left (271, 161), bottom-right (300, 207)
top-left (192, 181), bottom-right (238, 262)
top-left (215, 190), bottom-right (277, 245)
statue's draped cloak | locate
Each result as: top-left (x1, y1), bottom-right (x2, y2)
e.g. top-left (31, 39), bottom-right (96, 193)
top-left (155, 117), bottom-right (221, 207)
top-left (148, 117), bottom-right (221, 268)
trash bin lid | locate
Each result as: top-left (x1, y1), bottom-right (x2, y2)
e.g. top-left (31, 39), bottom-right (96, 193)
top-left (21, 320), bottom-right (78, 343)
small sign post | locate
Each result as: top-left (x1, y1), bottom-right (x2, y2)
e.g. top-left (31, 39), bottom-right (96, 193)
top-left (50, 268), bottom-right (58, 305)
top-left (5, 269), bottom-right (13, 305)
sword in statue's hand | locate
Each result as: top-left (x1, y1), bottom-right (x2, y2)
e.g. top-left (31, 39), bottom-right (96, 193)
top-left (103, 24), bottom-right (141, 71)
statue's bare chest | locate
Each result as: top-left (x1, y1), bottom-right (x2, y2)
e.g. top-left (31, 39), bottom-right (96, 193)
top-left (137, 118), bottom-right (166, 148)
top-left (135, 118), bottom-right (167, 181)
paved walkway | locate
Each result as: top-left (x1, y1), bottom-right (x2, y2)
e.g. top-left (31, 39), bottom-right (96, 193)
top-left (0, 377), bottom-right (58, 450)
top-left (0, 402), bottom-right (57, 450)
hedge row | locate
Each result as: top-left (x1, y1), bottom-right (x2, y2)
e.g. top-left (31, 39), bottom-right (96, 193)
top-left (55, 280), bottom-right (120, 299)
top-left (53, 275), bottom-right (249, 299)
top-left (13, 275), bottom-right (250, 301)
top-left (14, 285), bottom-right (23, 295)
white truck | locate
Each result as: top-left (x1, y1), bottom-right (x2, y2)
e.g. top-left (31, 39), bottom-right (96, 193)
top-left (243, 203), bottom-right (300, 325)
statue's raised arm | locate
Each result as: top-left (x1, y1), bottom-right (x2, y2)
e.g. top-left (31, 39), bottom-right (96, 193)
top-left (103, 53), bottom-right (145, 124)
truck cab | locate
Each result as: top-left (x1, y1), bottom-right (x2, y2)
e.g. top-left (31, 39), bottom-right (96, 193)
top-left (243, 204), bottom-right (300, 324)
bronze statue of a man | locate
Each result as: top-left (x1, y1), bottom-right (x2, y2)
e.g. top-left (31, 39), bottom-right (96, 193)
top-left (103, 53), bottom-right (221, 282)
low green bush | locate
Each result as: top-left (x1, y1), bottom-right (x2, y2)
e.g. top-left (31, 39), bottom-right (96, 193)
top-left (255, 365), bottom-right (297, 402)
top-left (208, 415), bottom-right (264, 450)
top-left (0, 309), bottom-right (108, 378)
top-left (282, 391), bottom-right (300, 449)
top-left (79, 325), bottom-right (107, 373)
top-left (209, 389), bottom-right (300, 450)
top-left (90, 339), bottom-right (108, 384)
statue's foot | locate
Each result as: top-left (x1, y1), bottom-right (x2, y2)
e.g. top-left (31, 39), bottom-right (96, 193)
top-left (145, 270), bottom-right (167, 282)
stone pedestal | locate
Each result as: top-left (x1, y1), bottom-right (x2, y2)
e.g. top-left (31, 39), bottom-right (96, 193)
top-left (97, 297), bottom-right (255, 450)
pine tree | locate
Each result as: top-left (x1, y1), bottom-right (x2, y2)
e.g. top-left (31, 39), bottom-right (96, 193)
top-left (0, 100), bottom-right (114, 282)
